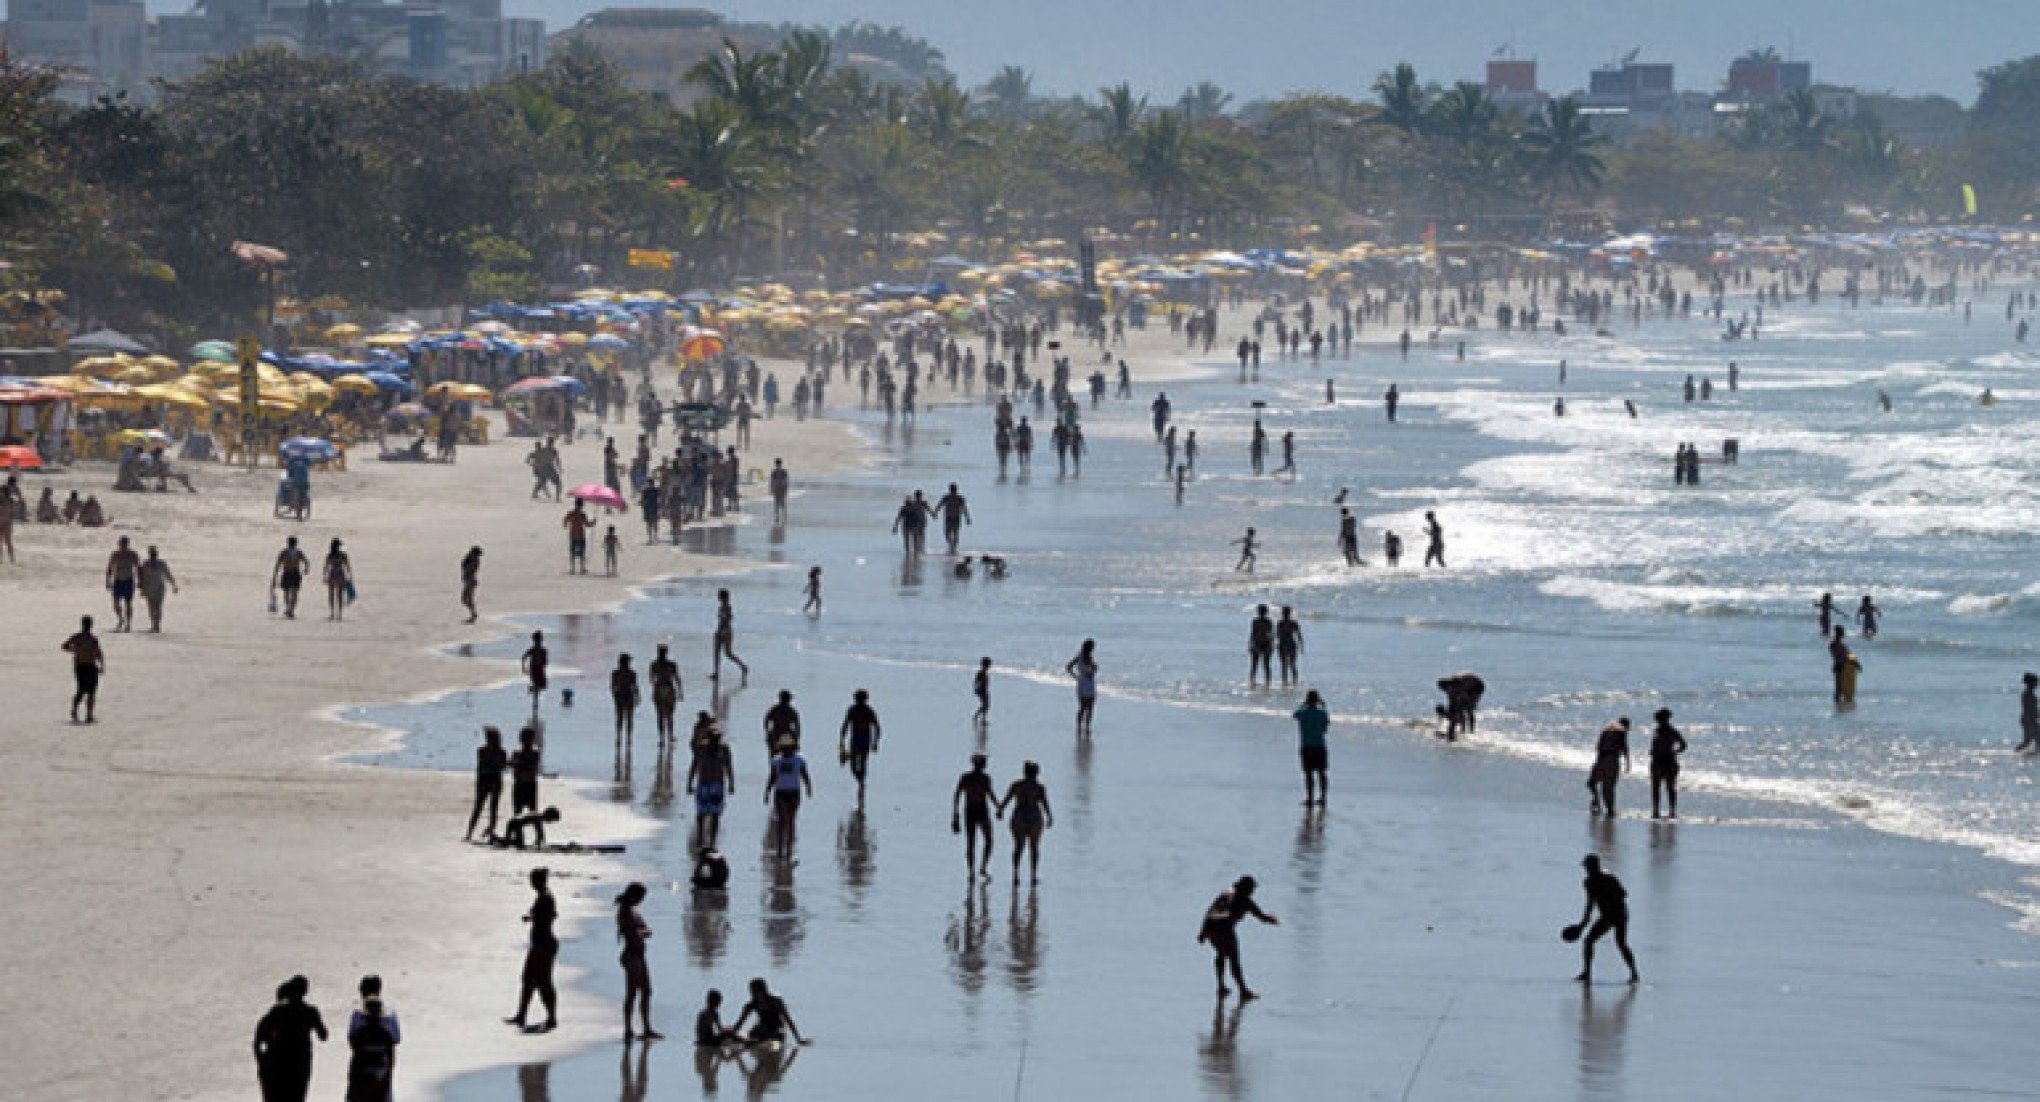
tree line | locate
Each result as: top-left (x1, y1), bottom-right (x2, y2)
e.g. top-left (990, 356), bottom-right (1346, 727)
top-left (3, 36), bottom-right (2036, 337)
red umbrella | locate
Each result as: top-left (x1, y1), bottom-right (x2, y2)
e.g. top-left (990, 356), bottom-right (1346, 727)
top-left (570, 483), bottom-right (627, 512)
top-left (0, 445), bottom-right (43, 469)
top-left (681, 331), bottom-right (726, 361)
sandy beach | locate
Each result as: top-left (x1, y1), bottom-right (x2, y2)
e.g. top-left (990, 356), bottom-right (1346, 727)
top-left (0, 376), bottom-right (862, 1101)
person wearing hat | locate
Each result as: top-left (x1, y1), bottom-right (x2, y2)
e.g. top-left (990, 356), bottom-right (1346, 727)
top-left (1648, 709), bottom-right (1688, 819)
top-left (2019, 674), bottom-right (2039, 753)
top-left (1568, 855), bottom-right (1639, 985)
top-left (1292, 690), bottom-right (1331, 806)
top-left (1196, 875), bottom-right (1279, 1000)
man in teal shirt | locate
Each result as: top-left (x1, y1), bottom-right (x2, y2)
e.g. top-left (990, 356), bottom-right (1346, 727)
top-left (1292, 690), bottom-right (1330, 806)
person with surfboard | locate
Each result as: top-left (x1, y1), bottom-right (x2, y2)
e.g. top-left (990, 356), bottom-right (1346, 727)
top-left (1564, 855), bottom-right (1639, 985)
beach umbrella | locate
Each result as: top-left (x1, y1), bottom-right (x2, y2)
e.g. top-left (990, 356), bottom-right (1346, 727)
top-left (364, 332), bottom-right (413, 349)
top-left (135, 383), bottom-right (210, 410)
top-left (556, 332), bottom-right (590, 347)
top-left (385, 402), bottom-right (429, 421)
top-left (427, 381), bottom-right (493, 402)
top-left (504, 377), bottom-right (562, 395)
top-left (73, 355), bottom-right (130, 377)
top-left (190, 340), bottom-right (237, 362)
top-left (113, 428), bottom-right (174, 448)
top-left (279, 437), bottom-right (339, 462)
top-left (570, 484), bottom-right (628, 511)
top-left (0, 445), bottom-right (42, 469)
top-left (325, 323), bottom-right (364, 344)
top-left (588, 333), bottom-right (630, 350)
top-left (331, 374), bottom-right (378, 396)
top-left (363, 370), bottom-right (414, 395)
top-left (681, 332), bottom-right (726, 360)
top-left (548, 375), bottom-right (589, 397)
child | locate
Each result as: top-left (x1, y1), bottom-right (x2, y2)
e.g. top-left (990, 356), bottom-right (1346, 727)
top-left (602, 525), bottom-right (621, 576)
top-left (1384, 531), bottom-right (1402, 568)
top-left (973, 657), bottom-right (992, 724)
top-left (695, 989), bottom-right (739, 1048)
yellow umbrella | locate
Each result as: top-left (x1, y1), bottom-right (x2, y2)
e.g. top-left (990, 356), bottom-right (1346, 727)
top-left (427, 381), bottom-right (493, 402)
top-left (116, 365), bottom-right (157, 385)
top-left (332, 374), bottom-right (379, 396)
top-left (73, 355), bottom-right (130, 377)
top-left (136, 383), bottom-right (210, 410)
top-left (326, 323), bottom-right (364, 343)
top-left (141, 354), bottom-right (182, 373)
top-left (364, 332), bottom-right (413, 349)
top-left (557, 332), bottom-right (590, 347)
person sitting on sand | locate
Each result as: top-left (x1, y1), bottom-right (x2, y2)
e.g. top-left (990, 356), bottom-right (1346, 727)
top-left (61, 490), bottom-right (82, 523)
top-left (732, 978), bottom-right (805, 1047)
top-left (146, 448), bottom-right (196, 493)
top-left (34, 486), bottom-right (58, 523)
top-left (491, 806), bottom-right (561, 850)
top-left (76, 495), bottom-right (108, 527)
top-left (695, 990), bottom-right (740, 1048)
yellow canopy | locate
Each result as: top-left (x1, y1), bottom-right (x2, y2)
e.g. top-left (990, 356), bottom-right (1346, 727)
top-left (364, 332), bottom-right (414, 349)
top-left (332, 375), bottom-right (379, 396)
top-left (135, 383), bottom-right (210, 410)
top-left (326, 323), bottom-right (364, 342)
top-left (427, 381), bottom-right (493, 402)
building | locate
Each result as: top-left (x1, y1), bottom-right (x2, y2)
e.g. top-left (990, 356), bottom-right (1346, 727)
top-left (549, 8), bottom-right (775, 105)
top-left (1724, 57), bottom-right (1811, 101)
top-left (9, 0), bottom-right (542, 100)
top-left (4, 0), bottom-right (146, 103)
top-left (1484, 57), bottom-right (1545, 115)
top-left (1585, 58), bottom-right (1677, 109)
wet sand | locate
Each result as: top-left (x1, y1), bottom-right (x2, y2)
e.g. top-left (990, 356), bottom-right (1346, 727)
top-left (0, 394), bottom-right (861, 1101)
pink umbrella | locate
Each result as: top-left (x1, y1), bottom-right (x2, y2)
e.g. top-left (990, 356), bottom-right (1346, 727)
top-left (570, 483), bottom-right (628, 512)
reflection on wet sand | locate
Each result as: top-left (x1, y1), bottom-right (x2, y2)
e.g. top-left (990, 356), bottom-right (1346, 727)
top-left (836, 808), bottom-right (876, 911)
top-left (516, 1061), bottom-right (548, 1102)
top-left (647, 743), bottom-right (676, 816)
top-left (619, 1038), bottom-right (650, 1102)
top-left (684, 888), bottom-right (731, 970)
top-left (1004, 887), bottom-right (1045, 994)
top-left (611, 736), bottom-right (634, 804)
top-left (1197, 1000), bottom-right (1248, 1101)
top-left (945, 883), bottom-right (992, 996)
top-left (1575, 984), bottom-right (1636, 1098)
top-left (761, 856), bottom-right (805, 966)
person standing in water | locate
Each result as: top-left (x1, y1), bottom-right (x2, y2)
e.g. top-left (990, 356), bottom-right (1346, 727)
top-left (1338, 508), bottom-right (1361, 567)
top-left (686, 715), bottom-right (734, 848)
top-left (614, 883), bottom-right (659, 1040)
top-left (1293, 690), bottom-right (1330, 806)
top-left (764, 739), bottom-right (811, 861)
top-left (506, 868), bottom-right (559, 1033)
top-left (1648, 708), bottom-right (1687, 819)
top-left (1569, 855), bottom-right (1640, 984)
top-left (465, 727), bottom-right (507, 842)
top-left (1814, 593), bottom-right (1836, 636)
top-left (1829, 626), bottom-right (1854, 704)
top-left (2019, 673), bottom-right (2040, 753)
top-left (1275, 606), bottom-right (1304, 686)
top-left (611, 653), bottom-right (640, 742)
top-left (1384, 530), bottom-right (1402, 567)
top-left (1277, 431), bottom-right (1296, 478)
top-left (1247, 604), bottom-right (1275, 687)
top-left (1066, 639), bottom-right (1099, 733)
top-left (972, 657), bottom-right (993, 725)
top-left (712, 589), bottom-right (749, 682)
top-left (1234, 527), bottom-right (1259, 573)
top-left (1384, 383), bottom-right (1399, 422)
top-left (999, 760), bottom-right (1053, 883)
top-left (1197, 875), bottom-right (1279, 1000)
top-left (253, 975), bottom-right (327, 1102)
top-left (952, 752), bottom-right (998, 878)
top-left (1855, 595), bottom-right (1880, 639)
top-left (649, 644), bottom-right (682, 745)
top-left (935, 483), bottom-right (973, 554)
top-left (1587, 718), bottom-right (1631, 818)
top-left (837, 689), bottom-right (881, 802)
top-left (520, 631), bottom-right (548, 714)
top-left (1422, 512), bottom-right (1445, 568)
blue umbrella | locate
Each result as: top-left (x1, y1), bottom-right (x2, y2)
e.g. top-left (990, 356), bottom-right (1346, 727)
top-left (588, 333), bottom-right (630, 350)
top-left (279, 437), bottom-right (339, 462)
top-left (549, 374), bottom-right (590, 397)
top-left (364, 370), bottom-right (414, 395)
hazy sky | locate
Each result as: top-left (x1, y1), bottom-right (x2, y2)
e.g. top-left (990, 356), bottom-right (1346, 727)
top-left (508, 0), bottom-right (2013, 105)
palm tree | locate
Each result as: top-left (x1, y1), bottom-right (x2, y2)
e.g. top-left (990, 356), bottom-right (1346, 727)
top-left (1520, 95), bottom-right (1608, 201)
top-left (1776, 89), bottom-right (1835, 152)
top-left (1427, 83), bottom-right (1499, 147)
top-left (1373, 62), bottom-right (1426, 134)
top-left (912, 77), bottom-right (974, 152)
top-left (687, 39), bottom-right (788, 133)
top-left (1178, 80), bottom-right (1232, 124)
top-left (1094, 82), bottom-right (1147, 148)
top-left (1126, 109), bottom-right (1191, 222)
top-left (982, 65), bottom-right (1034, 120)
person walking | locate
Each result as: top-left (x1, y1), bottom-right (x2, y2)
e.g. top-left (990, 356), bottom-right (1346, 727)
top-left (253, 976), bottom-right (327, 1102)
top-left (345, 976), bottom-right (401, 1102)
top-left (465, 726), bottom-right (507, 841)
top-left (505, 868), bottom-right (559, 1033)
top-left (1197, 875), bottom-right (1279, 1000)
top-left (62, 615), bottom-right (104, 723)
top-left (138, 545), bottom-right (178, 633)
top-left (615, 883), bottom-right (659, 1040)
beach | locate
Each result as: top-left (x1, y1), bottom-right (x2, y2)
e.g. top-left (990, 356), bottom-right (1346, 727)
top-left (13, 283), bottom-right (2040, 1102)
top-left (0, 392), bottom-right (860, 1101)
